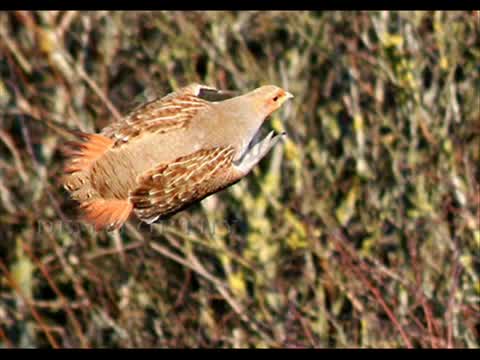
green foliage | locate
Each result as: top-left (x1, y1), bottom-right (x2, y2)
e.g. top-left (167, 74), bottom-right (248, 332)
top-left (0, 11), bottom-right (478, 348)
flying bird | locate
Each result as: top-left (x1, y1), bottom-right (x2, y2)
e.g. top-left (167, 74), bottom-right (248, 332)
top-left (62, 83), bottom-right (293, 231)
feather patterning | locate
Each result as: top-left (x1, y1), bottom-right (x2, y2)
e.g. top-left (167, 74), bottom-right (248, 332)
top-left (62, 83), bottom-right (293, 231)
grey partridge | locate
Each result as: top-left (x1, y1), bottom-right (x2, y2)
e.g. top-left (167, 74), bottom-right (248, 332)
top-left (63, 83), bottom-right (293, 231)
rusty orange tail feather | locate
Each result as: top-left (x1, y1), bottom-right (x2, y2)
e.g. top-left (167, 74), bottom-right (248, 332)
top-left (63, 133), bottom-right (114, 174)
top-left (81, 199), bottom-right (133, 231)
top-left (62, 132), bottom-right (132, 231)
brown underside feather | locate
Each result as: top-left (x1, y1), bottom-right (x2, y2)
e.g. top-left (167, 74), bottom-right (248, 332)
top-left (130, 146), bottom-right (237, 223)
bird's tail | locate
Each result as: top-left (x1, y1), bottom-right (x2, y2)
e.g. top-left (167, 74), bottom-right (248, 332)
top-left (62, 131), bottom-right (113, 199)
top-left (62, 131), bottom-right (132, 231)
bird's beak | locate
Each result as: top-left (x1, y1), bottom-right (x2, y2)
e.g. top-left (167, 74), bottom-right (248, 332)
top-left (273, 90), bottom-right (294, 108)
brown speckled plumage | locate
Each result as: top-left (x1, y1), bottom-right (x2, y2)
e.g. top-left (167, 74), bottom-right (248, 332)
top-left (63, 83), bottom-right (293, 231)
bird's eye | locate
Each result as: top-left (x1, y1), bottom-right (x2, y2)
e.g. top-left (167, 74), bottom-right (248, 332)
top-left (273, 96), bottom-right (279, 102)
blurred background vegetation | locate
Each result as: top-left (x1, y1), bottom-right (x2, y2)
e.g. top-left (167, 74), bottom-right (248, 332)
top-left (0, 11), bottom-right (479, 348)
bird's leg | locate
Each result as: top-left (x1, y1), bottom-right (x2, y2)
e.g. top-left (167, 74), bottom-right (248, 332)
top-left (233, 131), bottom-right (286, 176)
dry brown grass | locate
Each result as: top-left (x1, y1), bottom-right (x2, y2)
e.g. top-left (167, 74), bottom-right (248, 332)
top-left (0, 11), bottom-right (479, 348)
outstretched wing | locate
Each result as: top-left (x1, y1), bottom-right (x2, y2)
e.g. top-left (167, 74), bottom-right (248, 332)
top-left (101, 83), bottom-right (224, 147)
top-left (129, 146), bottom-right (238, 224)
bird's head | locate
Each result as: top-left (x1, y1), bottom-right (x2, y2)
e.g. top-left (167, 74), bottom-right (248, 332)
top-left (249, 85), bottom-right (294, 117)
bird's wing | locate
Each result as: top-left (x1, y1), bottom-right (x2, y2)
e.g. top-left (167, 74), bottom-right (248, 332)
top-left (129, 146), bottom-right (237, 224)
top-left (101, 83), bottom-right (222, 146)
